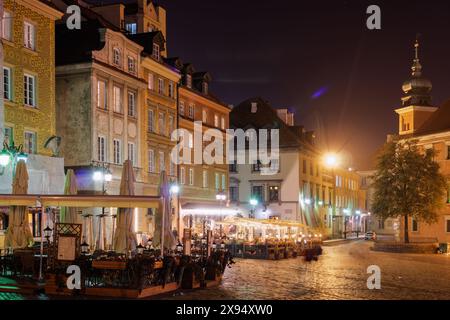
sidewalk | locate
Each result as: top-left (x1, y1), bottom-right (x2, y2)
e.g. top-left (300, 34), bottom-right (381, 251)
top-left (322, 235), bottom-right (365, 246)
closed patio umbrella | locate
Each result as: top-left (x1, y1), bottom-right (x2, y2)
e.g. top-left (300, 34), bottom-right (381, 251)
top-left (113, 160), bottom-right (137, 253)
top-left (60, 169), bottom-right (79, 223)
top-left (153, 170), bottom-right (176, 255)
top-left (5, 160), bottom-right (34, 249)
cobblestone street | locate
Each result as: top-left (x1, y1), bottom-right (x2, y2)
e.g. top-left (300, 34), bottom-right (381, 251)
top-left (168, 241), bottom-right (450, 300)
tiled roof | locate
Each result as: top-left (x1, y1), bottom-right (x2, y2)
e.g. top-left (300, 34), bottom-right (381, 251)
top-left (414, 99), bottom-right (450, 136)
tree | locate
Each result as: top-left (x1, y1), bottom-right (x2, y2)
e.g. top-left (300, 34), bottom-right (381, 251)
top-left (372, 139), bottom-right (447, 243)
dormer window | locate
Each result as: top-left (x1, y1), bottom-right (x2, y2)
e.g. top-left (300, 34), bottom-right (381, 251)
top-left (125, 23), bottom-right (137, 34)
top-left (186, 74), bottom-right (192, 88)
top-left (113, 48), bottom-right (121, 66)
top-left (128, 56), bottom-right (136, 73)
top-left (152, 43), bottom-right (160, 61)
top-left (202, 82), bottom-right (208, 95)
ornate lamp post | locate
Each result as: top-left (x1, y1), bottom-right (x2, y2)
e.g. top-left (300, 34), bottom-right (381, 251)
top-left (249, 198), bottom-right (258, 219)
top-left (91, 161), bottom-right (112, 249)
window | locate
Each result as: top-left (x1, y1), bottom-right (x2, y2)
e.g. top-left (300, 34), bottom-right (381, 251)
top-left (229, 162), bottom-right (237, 173)
top-left (221, 117), bottom-right (225, 130)
top-left (24, 22), bottom-right (35, 50)
top-left (168, 81), bottom-right (175, 98)
top-left (446, 218), bottom-right (450, 233)
top-left (202, 170), bottom-right (208, 188)
top-left (127, 57), bottom-right (136, 73)
top-left (202, 109), bottom-right (208, 123)
top-left (252, 160), bottom-right (262, 172)
top-left (152, 43), bottom-right (160, 61)
top-left (113, 48), bottom-right (121, 65)
top-left (148, 110), bottom-right (154, 132)
top-left (221, 174), bottom-right (226, 191)
top-left (148, 149), bottom-right (155, 173)
top-left (24, 74), bottom-right (36, 107)
top-left (189, 168), bottom-right (194, 186)
top-left (269, 186), bottom-right (279, 202)
top-left (125, 23), bottom-right (137, 34)
top-left (159, 151), bottom-right (165, 172)
top-left (310, 161), bottom-right (314, 176)
top-left (230, 186), bottom-right (238, 202)
top-left (214, 114), bottom-right (219, 127)
top-left (302, 159), bottom-right (307, 174)
top-left (186, 74), bottom-right (192, 88)
top-left (169, 158), bottom-right (175, 176)
top-left (128, 142), bottom-right (136, 166)
top-left (148, 73), bottom-right (154, 90)
top-left (188, 134), bottom-right (193, 149)
top-left (158, 78), bottom-right (164, 95)
top-left (411, 218), bottom-right (418, 232)
top-left (188, 104), bottom-right (195, 119)
top-left (180, 167), bottom-right (186, 185)
top-left (97, 136), bottom-right (106, 162)
top-left (158, 112), bottom-right (165, 135)
top-left (3, 67), bottom-right (11, 100)
top-left (202, 82), bottom-right (208, 95)
top-left (215, 173), bottom-right (220, 190)
top-left (447, 145), bottom-right (450, 160)
top-left (252, 186), bottom-right (264, 202)
top-left (97, 80), bottom-right (107, 110)
top-left (113, 139), bottom-right (122, 164)
top-left (24, 131), bottom-right (37, 154)
top-left (2, 11), bottom-right (12, 41)
top-left (179, 101), bottom-right (185, 116)
top-left (4, 127), bottom-right (13, 146)
top-left (128, 91), bottom-right (136, 117)
top-left (168, 115), bottom-right (174, 136)
top-left (113, 86), bottom-right (122, 113)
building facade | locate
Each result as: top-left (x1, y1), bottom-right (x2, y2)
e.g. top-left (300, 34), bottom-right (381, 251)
top-left (0, 0), bottom-right (64, 249)
top-left (391, 40), bottom-right (450, 244)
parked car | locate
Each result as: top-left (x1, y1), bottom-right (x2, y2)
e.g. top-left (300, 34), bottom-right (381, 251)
top-left (365, 231), bottom-right (376, 240)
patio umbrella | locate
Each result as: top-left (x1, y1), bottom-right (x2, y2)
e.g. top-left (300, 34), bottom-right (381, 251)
top-left (113, 160), bottom-right (137, 253)
top-left (60, 169), bottom-right (79, 223)
top-left (153, 170), bottom-right (176, 254)
top-left (5, 160), bottom-right (34, 249)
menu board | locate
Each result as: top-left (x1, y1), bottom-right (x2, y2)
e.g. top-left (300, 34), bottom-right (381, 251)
top-left (57, 235), bottom-right (77, 261)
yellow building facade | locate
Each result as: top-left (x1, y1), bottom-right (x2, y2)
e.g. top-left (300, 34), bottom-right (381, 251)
top-left (2, 0), bottom-right (62, 156)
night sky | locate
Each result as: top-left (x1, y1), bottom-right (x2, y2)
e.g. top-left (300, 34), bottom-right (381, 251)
top-left (94, 0), bottom-right (450, 169)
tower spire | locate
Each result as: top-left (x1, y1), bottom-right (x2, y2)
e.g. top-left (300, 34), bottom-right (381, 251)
top-left (411, 36), bottom-right (422, 77)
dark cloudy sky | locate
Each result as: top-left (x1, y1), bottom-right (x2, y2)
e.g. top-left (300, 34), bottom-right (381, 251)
top-left (94, 0), bottom-right (450, 169)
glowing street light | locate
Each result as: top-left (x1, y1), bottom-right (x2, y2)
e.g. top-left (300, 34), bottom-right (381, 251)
top-left (249, 198), bottom-right (258, 206)
top-left (170, 184), bottom-right (180, 194)
top-left (324, 153), bottom-right (339, 168)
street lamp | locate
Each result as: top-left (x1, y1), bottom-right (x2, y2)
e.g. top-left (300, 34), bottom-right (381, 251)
top-left (170, 184), bottom-right (180, 195)
top-left (0, 142), bottom-right (28, 177)
top-left (249, 198), bottom-right (258, 218)
top-left (136, 243), bottom-right (145, 255)
top-left (44, 225), bottom-right (53, 243)
top-left (81, 241), bottom-right (90, 254)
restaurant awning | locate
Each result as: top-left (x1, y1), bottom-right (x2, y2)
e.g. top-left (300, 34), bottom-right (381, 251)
top-left (180, 202), bottom-right (239, 216)
top-left (0, 195), bottom-right (161, 209)
top-left (216, 216), bottom-right (317, 231)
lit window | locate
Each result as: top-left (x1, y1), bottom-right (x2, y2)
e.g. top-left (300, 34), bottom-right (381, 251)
top-left (169, 81), bottom-right (175, 98)
top-left (24, 74), bottom-right (36, 107)
top-left (148, 73), bottom-right (154, 90)
top-left (148, 109), bottom-right (154, 132)
top-left (148, 149), bottom-right (155, 173)
top-left (188, 104), bottom-right (195, 119)
top-left (3, 67), bottom-right (11, 100)
top-left (180, 167), bottom-right (186, 184)
top-left (214, 114), bottom-right (219, 127)
top-left (168, 115), bottom-right (174, 136)
top-left (97, 136), bottom-right (106, 162)
top-left (113, 139), bottom-right (122, 164)
top-left (24, 21), bottom-right (35, 50)
top-left (158, 78), bottom-right (164, 95)
top-left (128, 142), bottom-right (136, 166)
top-left (128, 91), bottom-right (136, 117)
top-left (125, 23), bottom-right (137, 34)
top-left (202, 109), bottom-right (207, 123)
top-left (189, 168), bottom-right (194, 186)
top-left (159, 151), bottom-right (165, 172)
top-left (221, 174), bottom-right (226, 191)
top-left (215, 173), bottom-right (220, 190)
top-left (97, 80), bottom-right (107, 110)
top-left (2, 11), bottom-right (12, 41)
top-left (113, 48), bottom-right (121, 65)
top-left (269, 186), bottom-right (279, 202)
top-left (24, 131), bottom-right (37, 154)
top-left (221, 117), bottom-right (225, 130)
top-left (153, 43), bottom-right (160, 61)
top-left (159, 112), bottom-right (165, 135)
top-left (202, 170), bottom-right (208, 188)
top-left (179, 101), bottom-right (185, 116)
top-left (127, 56), bottom-right (136, 73)
top-left (113, 86), bottom-right (122, 113)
